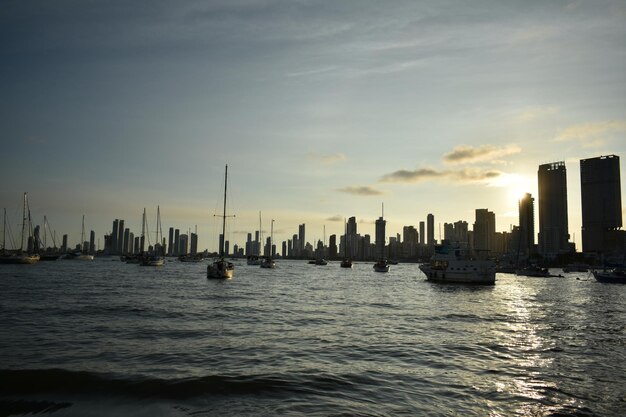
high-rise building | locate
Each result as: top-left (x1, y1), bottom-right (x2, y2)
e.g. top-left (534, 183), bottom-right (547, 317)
top-left (538, 162), bottom-right (569, 256)
top-left (580, 155), bottom-right (623, 254)
top-left (298, 224), bottom-right (305, 253)
top-left (347, 217), bottom-right (357, 236)
top-left (111, 219), bottom-right (119, 254)
top-left (419, 221), bottom-right (425, 245)
top-left (89, 230), bottom-right (95, 254)
top-left (117, 219), bottom-right (124, 255)
top-left (168, 227), bottom-right (174, 256)
top-left (519, 193), bottom-right (535, 255)
top-left (174, 229), bottom-right (180, 256)
top-left (180, 234), bottom-right (189, 255)
top-left (375, 216), bottom-right (386, 258)
top-left (473, 209), bottom-right (496, 254)
top-left (427, 214), bottom-right (435, 246)
top-left (190, 232), bottom-right (198, 255)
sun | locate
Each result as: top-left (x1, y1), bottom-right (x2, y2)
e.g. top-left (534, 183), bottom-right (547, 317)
top-left (487, 173), bottom-right (535, 205)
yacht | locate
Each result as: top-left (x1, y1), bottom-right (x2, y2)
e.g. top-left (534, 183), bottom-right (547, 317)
top-left (207, 165), bottom-right (234, 279)
top-left (419, 244), bottom-right (495, 285)
top-left (593, 267), bottom-right (626, 284)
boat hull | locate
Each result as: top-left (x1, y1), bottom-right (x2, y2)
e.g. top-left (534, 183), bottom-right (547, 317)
top-left (593, 270), bottom-right (626, 284)
top-left (208, 260), bottom-right (234, 279)
top-left (419, 265), bottom-right (495, 285)
top-left (0, 254), bottom-right (40, 264)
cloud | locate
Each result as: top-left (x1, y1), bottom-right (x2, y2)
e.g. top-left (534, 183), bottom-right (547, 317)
top-left (379, 168), bottom-right (502, 184)
top-left (443, 144), bottom-right (521, 165)
top-left (337, 186), bottom-right (383, 196)
top-left (325, 215), bottom-right (344, 222)
top-left (555, 120), bottom-right (626, 147)
top-left (380, 168), bottom-right (445, 183)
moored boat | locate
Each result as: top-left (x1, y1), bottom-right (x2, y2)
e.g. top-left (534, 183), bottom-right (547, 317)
top-left (207, 165), bottom-right (235, 279)
top-left (419, 244), bottom-right (495, 285)
top-left (593, 268), bottom-right (626, 284)
top-left (373, 258), bottom-right (390, 273)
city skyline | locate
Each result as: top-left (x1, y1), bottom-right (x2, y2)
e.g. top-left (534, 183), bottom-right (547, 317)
top-left (2, 1), bottom-right (625, 252)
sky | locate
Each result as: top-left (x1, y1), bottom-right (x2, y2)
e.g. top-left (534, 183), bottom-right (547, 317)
top-left (1, 0), bottom-right (625, 253)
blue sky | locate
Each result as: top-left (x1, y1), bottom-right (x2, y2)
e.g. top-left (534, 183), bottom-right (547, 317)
top-left (1, 0), bottom-right (625, 252)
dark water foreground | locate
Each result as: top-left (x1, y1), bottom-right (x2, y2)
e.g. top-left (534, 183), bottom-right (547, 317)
top-left (0, 259), bottom-right (624, 416)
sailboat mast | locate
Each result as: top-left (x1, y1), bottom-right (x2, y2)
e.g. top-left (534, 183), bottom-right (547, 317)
top-left (221, 165), bottom-right (228, 257)
top-left (2, 208), bottom-right (6, 252)
top-left (141, 208), bottom-right (146, 253)
top-left (81, 215), bottom-right (85, 253)
top-left (259, 211), bottom-right (262, 256)
top-left (20, 193), bottom-right (27, 252)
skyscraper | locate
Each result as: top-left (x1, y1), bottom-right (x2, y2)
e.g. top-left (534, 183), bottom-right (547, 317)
top-left (375, 215), bottom-right (386, 258)
top-left (538, 162), bottom-right (569, 256)
top-left (419, 221), bottom-right (425, 245)
top-left (427, 214), bottom-right (435, 246)
top-left (347, 217), bottom-right (357, 235)
top-left (168, 227), bottom-right (174, 256)
top-left (473, 209), bottom-right (495, 254)
top-left (298, 224), bottom-right (305, 254)
top-left (111, 219), bottom-right (119, 254)
top-left (519, 193), bottom-right (535, 255)
top-left (580, 155), bottom-right (623, 254)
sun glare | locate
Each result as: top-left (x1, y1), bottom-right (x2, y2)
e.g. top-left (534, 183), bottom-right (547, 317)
top-left (488, 173), bottom-right (534, 204)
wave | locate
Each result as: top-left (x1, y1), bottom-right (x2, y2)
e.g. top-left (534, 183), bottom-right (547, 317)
top-left (0, 368), bottom-right (381, 400)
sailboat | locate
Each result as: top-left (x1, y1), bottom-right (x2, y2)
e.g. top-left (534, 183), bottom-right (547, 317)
top-left (340, 218), bottom-right (352, 268)
top-left (207, 165), bottom-right (234, 279)
top-left (260, 218), bottom-right (276, 269)
top-left (74, 215), bottom-right (94, 260)
top-left (0, 193), bottom-right (40, 264)
top-left (40, 216), bottom-right (61, 261)
top-left (373, 203), bottom-right (389, 273)
top-left (141, 206), bottom-right (165, 266)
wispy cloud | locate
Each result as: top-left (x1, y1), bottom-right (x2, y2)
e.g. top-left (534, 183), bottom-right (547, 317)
top-left (380, 168), bottom-right (445, 183)
top-left (337, 185), bottom-right (383, 196)
top-left (555, 120), bottom-right (626, 147)
top-left (379, 168), bottom-right (502, 183)
top-left (443, 144), bottom-right (521, 165)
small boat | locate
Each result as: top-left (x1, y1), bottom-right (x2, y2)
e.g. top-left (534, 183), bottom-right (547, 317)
top-left (260, 219), bottom-right (276, 269)
top-left (373, 258), bottom-right (390, 273)
top-left (516, 265), bottom-right (552, 277)
top-left (593, 268), bottom-right (626, 284)
top-left (309, 258), bottom-right (328, 265)
top-left (0, 194), bottom-right (40, 265)
top-left (260, 256), bottom-right (276, 269)
top-left (139, 206), bottom-right (165, 267)
top-left (68, 215), bottom-right (94, 261)
top-left (340, 259), bottom-right (353, 268)
top-left (247, 255), bottom-right (262, 265)
top-left (179, 254), bottom-right (203, 262)
top-left (207, 165), bottom-right (235, 279)
top-left (419, 244), bottom-right (495, 284)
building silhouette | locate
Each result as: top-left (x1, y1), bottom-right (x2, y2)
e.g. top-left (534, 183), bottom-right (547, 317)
top-left (538, 162), bottom-right (569, 257)
top-left (473, 209), bottom-right (495, 255)
top-left (419, 221), bottom-right (425, 245)
top-left (375, 215), bottom-right (386, 258)
top-left (298, 224), bottom-right (305, 255)
top-left (580, 155), bottom-right (623, 254)
top-left (427, 214), bottom-right (435, 246)
top-left (519, 193), bottom-right (535, 256)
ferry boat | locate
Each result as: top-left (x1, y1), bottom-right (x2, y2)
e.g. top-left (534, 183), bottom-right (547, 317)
top-left (419, 244), bottom-right (495, 285)
top-left (593, 267), bottom-right (626, 284)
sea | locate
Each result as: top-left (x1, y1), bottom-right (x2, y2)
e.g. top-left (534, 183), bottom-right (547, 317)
top-left (0, 258), bottom-right (624, 417)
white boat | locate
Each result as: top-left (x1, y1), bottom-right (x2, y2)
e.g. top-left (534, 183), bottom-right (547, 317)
top-left (0, 194), bottom-right (40, 265)
top-left (73, 215), bottom-right (94, 261)
top-left (260, 219), bottom-right (276, 269)
top-left (207, 165), bottom-right (235, 279)
top-left (419, 245), bottom-right (495, 285)
top-left (140, 206), bottom-right (165, 267)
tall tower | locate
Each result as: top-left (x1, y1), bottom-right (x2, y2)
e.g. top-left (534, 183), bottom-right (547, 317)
top-left (427, 214), bottom-right (435, 246)
top-left (375, 216), bottom-right (386, 258)
top-left (473, 209), bottom-right (495, 253)
top-left (519, 193), bottom-right (535, 256)
top-left (580, 155), bottom-right (623, 254)
top-left (419, 221), bottom-right (425, 245)
top-left (347, 216), bottom-right (357, 235)
top-left (538, 162), bottom-right (569, 256)
top-left (298, 224), bottom-right (305, 253)
top-left (111, 219), bottom-right (119, 254)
